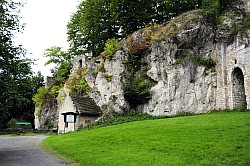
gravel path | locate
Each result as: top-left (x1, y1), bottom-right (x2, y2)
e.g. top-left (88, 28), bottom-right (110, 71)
top-left (0, 135), bottom-right (73, 166)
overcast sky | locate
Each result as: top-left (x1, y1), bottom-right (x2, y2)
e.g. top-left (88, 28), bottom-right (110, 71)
top-left (15, 0), bottom-right (81, 76)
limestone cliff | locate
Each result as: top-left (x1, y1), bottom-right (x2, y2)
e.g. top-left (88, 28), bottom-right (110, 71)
top-left (34, 77), bottom-right (58, 130)
top-left (70, 0), bottom-right (250, 118)
top-left (34, 99), bottom-right (58, 130)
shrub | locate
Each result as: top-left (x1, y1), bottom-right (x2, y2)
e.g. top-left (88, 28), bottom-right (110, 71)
top-left (192, 56), bottom-right (216, 68)
top-left (7, 118), bottom-right (18, 129)
top-left (123, 75), bottom-right (152, 108)
top-left (102, 38), bottom-right (118, 60)
top-left (122, 34), bottom-right (153, 108)
top-left (33, 86), bottom-right (47, 107)
top-left (174, 58), bottom-right (184, 65)
top-left (202, 0), bottom-right (220, 24)
top-left (33, 85), bottom-right (62, 117)
top-left (228, 14), bottom-right (250, 43)
top-left (103, 72), bottom-right (113, 82)
top-left (66, 68), bottom-right (92, 98)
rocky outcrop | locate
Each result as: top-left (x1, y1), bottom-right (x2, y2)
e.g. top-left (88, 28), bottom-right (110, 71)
top-left (34, 99), bottom-right (58, 130)
top-left (70, 0), bottom-right (250, 117)
top-left (34, 76), bottom-right (58, 130)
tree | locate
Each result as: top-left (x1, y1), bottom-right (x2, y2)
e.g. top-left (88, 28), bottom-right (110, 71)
top-left (202, 0), bottom-right (237, 24)
top-left (0, 0), bottom-right (41, 128)
top-left (44, 46), bottom-right (73, 84)
top-left (67, 0), bottom-right (121, 57)
top-left (67, 0), bottom-right (202, 58)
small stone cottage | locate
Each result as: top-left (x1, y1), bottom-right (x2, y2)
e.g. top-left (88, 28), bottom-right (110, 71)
top-left (58, 88), bottom-right (101, 133)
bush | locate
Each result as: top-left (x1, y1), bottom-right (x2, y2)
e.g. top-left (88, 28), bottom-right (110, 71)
top-left (103, 72), bottom-right (113, 82)
top-left (102, 38), bottom-right (118, 60)
top-left (33, 86), bottom-right (47, 107)
top-left (202, 0), bottom-right (220, 24)
top-left (123, 75), bottom-right (152, 108)
top-left (202, 0), bottom-right (238, 25)
top-left (66, 68), bottom-right (92, 98)
top-left (192, 55), bottom-right (216, 68)
top-left (7, 118), bottom-right (18, 129)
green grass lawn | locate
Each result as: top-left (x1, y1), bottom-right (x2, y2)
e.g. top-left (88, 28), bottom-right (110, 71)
top-left (42, 111), bottom-right (250, 166)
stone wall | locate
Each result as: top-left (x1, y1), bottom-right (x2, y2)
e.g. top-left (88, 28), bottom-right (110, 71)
top-left (57, 88), bottom-right (76, 133)
top-left (215, 36), bottom-right (250, 109)
top-left (34, 99), bottom-right (58, 130)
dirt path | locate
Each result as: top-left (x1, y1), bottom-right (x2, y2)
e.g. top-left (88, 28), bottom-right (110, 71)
top-left (0, 135), bottom-right (72, 166)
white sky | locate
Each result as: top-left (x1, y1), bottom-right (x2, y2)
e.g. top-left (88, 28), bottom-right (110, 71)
top-left (15, 0), bottom-right (81, 76)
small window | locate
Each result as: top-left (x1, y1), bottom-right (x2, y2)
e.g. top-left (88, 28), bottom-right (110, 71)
top-left (79, 59), bottom-right (83, 67)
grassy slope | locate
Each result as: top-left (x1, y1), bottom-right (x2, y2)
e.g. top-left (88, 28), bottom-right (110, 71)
top-left (42, 111), bottom-right (250, 166)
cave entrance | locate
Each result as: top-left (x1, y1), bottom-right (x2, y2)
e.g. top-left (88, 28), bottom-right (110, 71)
top-left (232, 67), bottom-right (247, 109)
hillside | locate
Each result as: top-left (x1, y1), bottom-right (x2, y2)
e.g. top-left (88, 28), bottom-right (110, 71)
top-left (42, 111), bottom-right (250, 166)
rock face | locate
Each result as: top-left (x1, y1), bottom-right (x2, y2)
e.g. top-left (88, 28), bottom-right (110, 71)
top-left (34, 99), bottom-right (58, 130)
top-left (34, 77), bottom-right (58, 130)
top-left (72, 51), bottom-right (128, 116)
top-left (61, 1), bottom-right (250, 121)
top-left (71, 1), bottom-right (250, 117)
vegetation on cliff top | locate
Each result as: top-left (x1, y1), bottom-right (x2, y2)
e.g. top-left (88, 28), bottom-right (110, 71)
top-left (66, 68), bottom-right (92, 98)
top-left (67, 0), bottom-right (238, 57)
top-left (42, 110), bottom-right (250, 166)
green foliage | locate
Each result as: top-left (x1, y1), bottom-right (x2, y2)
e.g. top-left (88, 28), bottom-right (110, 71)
top-left (102, 38), bottom-right (118, 60)
top-left (67, 0), bottom-right (203, 57)
top-left (228, 14), bottom-right (250, 43)
top-left (191, 55), bottom-right (216, 68)
top-left (56, 90), bottom-right (67, 102)
top-left (202, 0), bottom-right (220, 24)
top-left (50, 85), bottom-right (61, 99)
top-left (7, 118), bottom-right (18, 129)
top-left (152, 10), bottom-right (202, 42)
top-left (0, 0), bottom-right (45, 128)
top-left (126, 53), bottom-right (142, 74)
top-left (44, 46), bottom-right (73, 83)
top-left (174, 58), bottom-right (184, 65)
top-left (122, 35), bottom-right (153, 108)
top-left (44, 46), bottom-right (72, 66)
top-left (238, 14), bottom-right (250, 32)
top-left (66, 68), bottom-right (92, 98)
top-left (33, 86), bottom-right (47, 108)
top-left (33, 84), bottom-right (62, 117)
top-left (219, 0), bottom-right (238, 12)
top-left (42, 111), bottom-right (250, 166)
top-left (123, 75), bottom-right (152, 108)
top-left (202, 0), bottom-right (238, 25)
top-left (67, 0), bottom-right (239, 58)
top-left (67, 0), bottom-right (120, 57)
top-left (103, 72), bottom-right (113, 82)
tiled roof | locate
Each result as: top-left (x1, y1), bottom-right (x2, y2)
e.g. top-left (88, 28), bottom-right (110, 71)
top-left (71, 96), bottom-right (102, 116)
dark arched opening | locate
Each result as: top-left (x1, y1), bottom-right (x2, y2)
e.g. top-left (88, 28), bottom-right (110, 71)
top-left (232, 67), bottom-right (247, 109)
